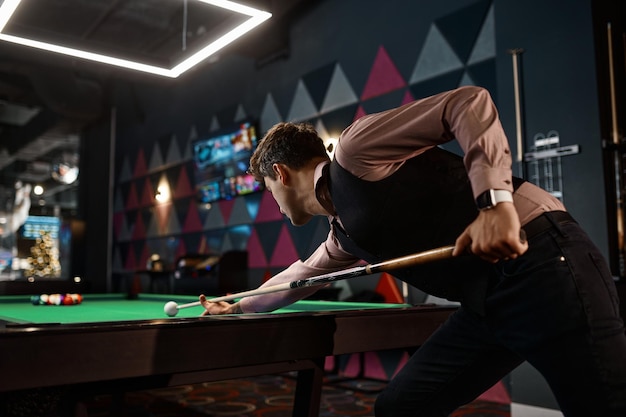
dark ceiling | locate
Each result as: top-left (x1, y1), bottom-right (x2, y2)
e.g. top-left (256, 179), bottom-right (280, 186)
top-left (0, 0), bottom-right (315, 216)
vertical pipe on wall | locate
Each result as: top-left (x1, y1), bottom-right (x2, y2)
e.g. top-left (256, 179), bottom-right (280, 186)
top-left (509, 48), bottom-right (526, 178)
top-left (106, 107), bottom-right (117, 291)
top-left (607, 23), bottom-right (625, 277)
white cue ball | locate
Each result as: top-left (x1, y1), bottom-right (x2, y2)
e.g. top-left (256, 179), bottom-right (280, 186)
top-left (164, 301), bottom-right (179, 317)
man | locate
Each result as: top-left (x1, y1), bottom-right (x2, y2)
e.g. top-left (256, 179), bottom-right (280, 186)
top-left (200, 86), bottom-right (626, 416)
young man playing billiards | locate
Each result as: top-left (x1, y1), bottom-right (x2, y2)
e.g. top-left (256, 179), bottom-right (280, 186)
top-left (199, 86), bottom-right (626, 416)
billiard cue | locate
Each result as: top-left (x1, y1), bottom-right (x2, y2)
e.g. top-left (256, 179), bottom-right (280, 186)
top-left (607, 22), bottom-right (625, 277)
top-left (508, 47), bottom-right (526, 179)
top-left (165, 245), bottom-right (455, 315)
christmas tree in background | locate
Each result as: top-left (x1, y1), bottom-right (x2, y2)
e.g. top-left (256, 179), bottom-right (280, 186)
top-left (25, 230), bottom-right (61, 278)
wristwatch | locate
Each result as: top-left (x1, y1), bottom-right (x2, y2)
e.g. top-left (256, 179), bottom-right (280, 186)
top-left (475, 189), bottom-right (513, 211)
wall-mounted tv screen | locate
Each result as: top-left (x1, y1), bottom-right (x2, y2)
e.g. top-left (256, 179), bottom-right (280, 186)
top-left (192, 121), bottom-right (263, 204)
top-left (21, 215), bottom-right (61, 239)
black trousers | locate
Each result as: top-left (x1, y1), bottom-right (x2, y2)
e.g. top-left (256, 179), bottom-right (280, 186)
top-left (375, 216), bottom-right (626, 416)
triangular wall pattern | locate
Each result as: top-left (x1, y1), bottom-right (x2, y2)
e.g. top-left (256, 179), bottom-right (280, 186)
top-left (287, 80), bottom-right (319, 122)
top-left (112, 1), bottom-right (499, 304)
top-left (361, 46), bottom-right (407, 100)
top-left (410, 24), bottom-right (464, 84)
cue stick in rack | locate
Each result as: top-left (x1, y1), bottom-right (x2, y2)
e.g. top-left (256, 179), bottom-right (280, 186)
top-left (607, 22), bottom-right (625, 276)
top-left (508, 48), bottom-right (526, 179)
top-left (164, 245), bottom-right (455, 316)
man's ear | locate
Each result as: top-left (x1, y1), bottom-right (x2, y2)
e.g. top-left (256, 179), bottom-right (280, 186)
top-left (272, 163), bottom-right (289, 185)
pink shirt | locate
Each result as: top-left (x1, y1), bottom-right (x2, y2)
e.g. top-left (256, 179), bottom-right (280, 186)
top-left (240, 86), bottom-right (564, 313)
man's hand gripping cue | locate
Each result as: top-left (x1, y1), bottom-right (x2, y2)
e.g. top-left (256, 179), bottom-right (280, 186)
top-left (453, 202), bottom-right (528, 263)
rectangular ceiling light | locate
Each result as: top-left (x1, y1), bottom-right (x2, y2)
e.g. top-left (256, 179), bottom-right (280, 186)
top-left (0, 0), bottom-right (271, 78)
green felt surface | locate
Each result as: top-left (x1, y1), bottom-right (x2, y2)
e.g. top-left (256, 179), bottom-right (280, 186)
top-left (0, 293), bottom-right (408, 325)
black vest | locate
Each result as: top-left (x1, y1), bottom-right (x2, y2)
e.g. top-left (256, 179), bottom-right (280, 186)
top-left (328, 147), bottom-right (522, 314)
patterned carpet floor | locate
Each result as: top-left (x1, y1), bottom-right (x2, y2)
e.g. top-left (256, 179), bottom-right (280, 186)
top-left (80, 374), bottom-right (510, 417)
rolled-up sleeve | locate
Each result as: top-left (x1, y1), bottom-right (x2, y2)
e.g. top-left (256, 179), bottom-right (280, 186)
top-left (239, 227), bottom-right (360, 313)
top-left (335, 86), bottom-right (513, 198)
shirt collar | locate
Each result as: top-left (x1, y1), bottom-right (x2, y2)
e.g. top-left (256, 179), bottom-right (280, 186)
top-left (314, 160), bottom-right (335, 216)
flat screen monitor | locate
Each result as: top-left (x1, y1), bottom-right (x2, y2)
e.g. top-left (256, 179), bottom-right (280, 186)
top-left (21, 215), bottom-right (61, 240)
top-left (192, 121), bottom-right (263, 204)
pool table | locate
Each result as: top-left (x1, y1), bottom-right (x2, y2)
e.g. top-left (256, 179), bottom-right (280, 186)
top-left (0, 293), bottom-right (456, 416)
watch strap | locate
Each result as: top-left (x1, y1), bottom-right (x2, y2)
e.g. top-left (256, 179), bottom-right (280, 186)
top-left (476, 189), bottom-right (513, 210)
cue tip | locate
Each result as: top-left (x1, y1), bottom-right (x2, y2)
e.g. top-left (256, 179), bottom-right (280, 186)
top-left (164, 300), bottom-right (203, 317)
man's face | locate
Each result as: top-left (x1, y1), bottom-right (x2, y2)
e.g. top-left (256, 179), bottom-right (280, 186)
top-left (264, 175), bottom-right (313, 226)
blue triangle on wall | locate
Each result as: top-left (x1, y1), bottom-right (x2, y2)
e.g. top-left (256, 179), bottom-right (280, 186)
top-left (287, 217), bottom-right (327, 260)
top-left (260, 93), bottom-right (283, 135)
top-left (254, 221), bottom-right (284, 264)
top-left (287, 79), bottom-right (319, 122)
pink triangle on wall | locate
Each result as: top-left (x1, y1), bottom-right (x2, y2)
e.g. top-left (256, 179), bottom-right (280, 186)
top-left (174, 167), bottom-right (194, 198)
top-left (361, 46), bottom-right (407, 100)
top-left (125, 182), bottom-right (139, 210)
top-left (362, 352), bottom-right (388, 380)
top-left (353, 105), bottom-right (368, 122)
top-left (342, 353), bottom-right (387, 380)
top-left (140, 178), bottom-right (155, 207)
top-left (401, 89), bottom-right (415, 105)
top-left (133, 149), bottom-right (148, 178)
top-left (269, 224), bottom-right (299, 267)
top-left (392, 351), bottom-right (411, 378)
top-left (246, 228), bottom-right (268, 268)
top-left (125, 247), bottom-right (137, 270)
top-left (175, 239), bottom-right (187, 260)
top-left (218, 199), bottom-right (236, 224)
top-left (254, 190), bottom-right (283, 223)
top-left (138, 243), bottom-right (150, 270)
top-left (113, 212), bottom-right (124, 239)
top-left (183, 201), bottom-right (203, 233)
top-left (324, 356), bottom-right (335, 372)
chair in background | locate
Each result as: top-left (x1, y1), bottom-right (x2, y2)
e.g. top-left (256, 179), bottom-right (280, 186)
top-left (216, 250), bottom-right (248, 294)
top-left (172, 253), bottom-right (220, 295)
top-left (172, 250), bottom-right (248, 295)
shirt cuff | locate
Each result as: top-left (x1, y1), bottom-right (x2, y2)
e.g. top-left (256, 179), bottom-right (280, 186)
top-left (468, 166), bottom-right (514, 198)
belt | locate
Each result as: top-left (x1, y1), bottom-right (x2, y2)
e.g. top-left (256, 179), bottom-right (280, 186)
top-left (522, 211), bottom-right (576, 240)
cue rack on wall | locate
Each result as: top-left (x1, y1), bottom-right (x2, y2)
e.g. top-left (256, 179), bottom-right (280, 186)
top-left (595, 0), bottom-right (626, 279)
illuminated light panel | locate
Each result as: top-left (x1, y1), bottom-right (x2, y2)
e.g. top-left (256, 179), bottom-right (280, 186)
top-left (0, 0), bottom-right (271, 78)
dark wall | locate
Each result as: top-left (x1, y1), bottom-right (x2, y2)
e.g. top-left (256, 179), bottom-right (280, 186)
top-left (495, 0), bottom-right (607, 255)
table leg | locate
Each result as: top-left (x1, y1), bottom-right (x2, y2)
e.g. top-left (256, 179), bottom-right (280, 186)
top-left (292, 357), bottom-right (325, 417)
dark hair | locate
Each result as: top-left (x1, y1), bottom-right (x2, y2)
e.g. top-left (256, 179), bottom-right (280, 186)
top-left (248, 122), bottom-right (329, 181)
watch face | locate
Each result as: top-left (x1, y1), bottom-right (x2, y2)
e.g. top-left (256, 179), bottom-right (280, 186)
top-left (476, 190), bottom-right (493, 210)
top-left (476, 190), bottom-right (513, 210)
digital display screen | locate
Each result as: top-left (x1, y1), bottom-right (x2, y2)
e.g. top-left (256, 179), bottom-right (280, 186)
top-left (21, 216), bottom-right (61, 239)
top-left (193, 121), bottom-right (263, 204)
